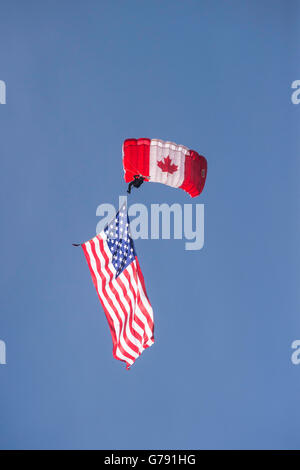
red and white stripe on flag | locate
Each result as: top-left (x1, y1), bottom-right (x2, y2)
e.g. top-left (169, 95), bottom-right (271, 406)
top-left (81, 225), bottom-right (154, 369)
top-left (123, 138), bottom-right (207, 198)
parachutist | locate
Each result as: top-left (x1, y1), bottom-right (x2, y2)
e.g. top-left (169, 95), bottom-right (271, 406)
top-left (127, 175), bottom-right (145, 194)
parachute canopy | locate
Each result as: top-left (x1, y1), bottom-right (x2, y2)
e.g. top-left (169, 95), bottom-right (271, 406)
top-left (122, 138), bottom-right (207, 197)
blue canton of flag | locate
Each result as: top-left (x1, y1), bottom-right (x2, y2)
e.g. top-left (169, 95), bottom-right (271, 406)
top-left (104, 205), bottom-right (137, 277)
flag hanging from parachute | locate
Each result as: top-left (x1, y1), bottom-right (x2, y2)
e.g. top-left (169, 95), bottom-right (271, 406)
top-left (81, 205), bottom-right (154, 369)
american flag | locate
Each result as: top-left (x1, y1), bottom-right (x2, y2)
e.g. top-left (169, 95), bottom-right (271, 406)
top-left (81, 205), bottom-right (154, 369)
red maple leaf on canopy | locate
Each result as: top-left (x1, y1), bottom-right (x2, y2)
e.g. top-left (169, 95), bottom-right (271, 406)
top-left (157, 155), bottom-right (178, 174)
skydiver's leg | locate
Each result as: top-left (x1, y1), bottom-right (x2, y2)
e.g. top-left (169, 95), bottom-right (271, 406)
top-left (127, 181), bottom-right (134, 194)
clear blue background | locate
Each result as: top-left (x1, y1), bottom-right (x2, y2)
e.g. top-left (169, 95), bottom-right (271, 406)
top-left (0, 0), bottom-right (299, 449)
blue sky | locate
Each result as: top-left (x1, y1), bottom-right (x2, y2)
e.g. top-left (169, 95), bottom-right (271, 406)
top-left (0, 0), bottom-right (299, 449)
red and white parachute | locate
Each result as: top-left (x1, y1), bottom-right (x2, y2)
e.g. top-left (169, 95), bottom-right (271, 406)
top-left (122, 138), bottom-right (207, 197)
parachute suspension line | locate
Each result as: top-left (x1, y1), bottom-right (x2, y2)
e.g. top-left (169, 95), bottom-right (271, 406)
top-left (123, 161), bottom-right (150, 180)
